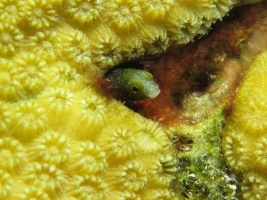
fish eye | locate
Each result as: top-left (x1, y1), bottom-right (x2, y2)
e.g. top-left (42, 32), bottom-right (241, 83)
top-left (131, 86), bottom-right (139, 93)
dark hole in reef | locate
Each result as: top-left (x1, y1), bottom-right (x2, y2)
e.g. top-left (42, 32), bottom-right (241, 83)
top-left (181, 181), bottom-right (190, 199)
top-left (170, 67), bottom-right (218, 109)
top-left (172, 92), bottom-right (185, 108)
top-left (182, 67), bottom-right (217, 94)
top-left (181, 179), bottom-right (193, 198)
top-left (105, 60), bottom-right (144, 74)
top-left (178, 158), bottom-right (191, 171)
top-left (173, 135), bottom-right (193, 153)
top-left (189, 71), bottom-right (215, 92)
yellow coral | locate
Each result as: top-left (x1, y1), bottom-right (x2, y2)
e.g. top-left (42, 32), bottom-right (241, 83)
top-left (28, 131), bottom-right (70, 166)
top-left (0, 0), bottom-right (252, 199)
top-left (0, 170), bottom-right (13, 200)
top-left (141, 0), bottom-right (174, 23)
top-left (10, 101), bottom-right (47, 142)
top-left (102, 0), bottom-right (143, 33)
top-left (222, 50), bottom-right (267, 200)
top-left (19, 162), bottom-right (67, 197)
top-left (241, 173), bottom-right (267, 200)
top-left (17, 0), bottom-right (61, 30)
top-left (0, 137), bottom-right (28, 174)
top-left (0, 0), bottom-right (20, 24)
top-left (99, 127), bottom-right (138, 160)
top-left (0, 23), bottom-right (24, 57)
top-left (0, 101), bottom-right (11, 135)
top-left (64, 0), bottom-right (103, 25)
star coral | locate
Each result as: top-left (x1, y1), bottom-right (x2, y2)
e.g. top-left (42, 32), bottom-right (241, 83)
top-left (0, 0), bottom-right (260, 199)
top-left (223, 49), bottom-right (267, 200)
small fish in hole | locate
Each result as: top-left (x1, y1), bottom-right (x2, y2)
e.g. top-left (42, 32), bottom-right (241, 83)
top-left (105, 68), bottom-right (160, 100)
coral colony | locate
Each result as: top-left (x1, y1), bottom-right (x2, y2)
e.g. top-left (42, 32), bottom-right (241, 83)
top-left (0, 0), bottom-right (265, 199)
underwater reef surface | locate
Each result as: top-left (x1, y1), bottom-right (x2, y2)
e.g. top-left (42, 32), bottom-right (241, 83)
top-left (0, 0), bottom-right (265, 199)
top-left (223, 49), bottom-right (267, 200)
top-left (222, 5), bottom-right (267, 200)
top-left (114, 2), bottom-right (267, 199)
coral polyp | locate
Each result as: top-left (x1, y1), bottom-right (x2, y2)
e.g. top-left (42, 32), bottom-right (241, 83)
top-left (141, 0), bottom-right (174, 23)
top-left (28, 131), bottom-right (70, 166)
top-left (103, 0), bottom-right (143, 33)
top-left (17, 0), bottom-right (61, 30)
top-left (10, 101), bottom-right (47, 142)
top-left (0, 137), bottom-right (28, 174)
top-left (0, 23), bottom-right (24, 57)
top-left (64, 0), bottom-right (103, 25)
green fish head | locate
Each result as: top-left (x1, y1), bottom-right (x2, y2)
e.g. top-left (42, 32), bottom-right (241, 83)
top-left (126, 70), bottom-right (160, 100)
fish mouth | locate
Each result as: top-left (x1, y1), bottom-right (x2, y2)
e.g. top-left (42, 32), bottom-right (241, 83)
top-left (147, 85), bottom-right (161, 99)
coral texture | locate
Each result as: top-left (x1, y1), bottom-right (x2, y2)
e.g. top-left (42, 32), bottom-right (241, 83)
top-left (128, 3), bottom-right (265, 199)
top-left (223, 49), bottom-right (267, 200)
top-left (0, 0), bottom-right (258, 199)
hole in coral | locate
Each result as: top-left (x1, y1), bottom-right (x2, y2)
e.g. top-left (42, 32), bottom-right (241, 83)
top-left (189, 71), bottom-right (216, 92)
top-left (171, 92), bottom-right (184, 108)
top-left (178, 158), bottom-right (191, 170)
top-left (173, 135), bottom-right (193, 153)
top-left (181, 67), bottom-right (217, 94)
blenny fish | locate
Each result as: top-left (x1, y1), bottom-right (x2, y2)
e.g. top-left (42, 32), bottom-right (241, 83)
top-left (105, 68), bottom-right (160, 100)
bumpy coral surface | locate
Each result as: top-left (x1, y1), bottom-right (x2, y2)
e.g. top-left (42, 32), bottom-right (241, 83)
top-left (220, 3), bottom-right (267, 199)
top-left (125, 2), bottom-right (265, 199)
top-left (223, 49), bottom-right (267, 200)
top-left (0, 0), bottom-right (258, 199)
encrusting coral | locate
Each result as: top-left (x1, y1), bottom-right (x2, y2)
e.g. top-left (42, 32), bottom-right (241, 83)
top-left (223, 49), bottom-right (267, 200)
top-left (0, 0), bottom-right (262, 199)
top-left (221, 4), bottom-right (267, 198)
